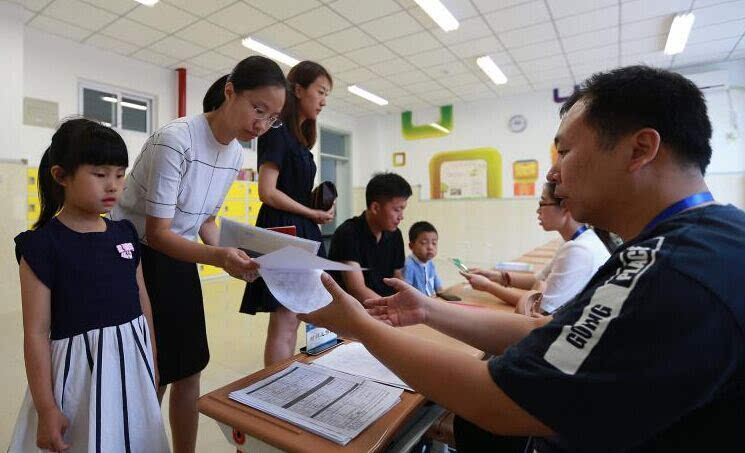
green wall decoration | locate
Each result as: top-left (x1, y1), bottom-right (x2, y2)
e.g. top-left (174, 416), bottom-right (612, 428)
top-left (401, 105), bottom-right (453, 140)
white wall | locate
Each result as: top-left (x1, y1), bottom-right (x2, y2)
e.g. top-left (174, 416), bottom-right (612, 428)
top-left (0, 2), bottom-right (25, 162)
top-left (21, 29), bottom-right (216, 167)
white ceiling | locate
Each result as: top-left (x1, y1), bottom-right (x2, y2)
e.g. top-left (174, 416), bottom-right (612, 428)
top-left (10, 0), bottom-right (745, 117)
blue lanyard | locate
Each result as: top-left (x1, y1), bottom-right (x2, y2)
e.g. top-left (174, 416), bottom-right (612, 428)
top-left (641, 192), bottom-right (714, 235)
top-left (570, 225), bottom-right (589, 241)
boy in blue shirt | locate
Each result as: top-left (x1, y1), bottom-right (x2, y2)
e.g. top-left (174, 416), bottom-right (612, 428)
top-left (403, 221), bottom-right (443, 296)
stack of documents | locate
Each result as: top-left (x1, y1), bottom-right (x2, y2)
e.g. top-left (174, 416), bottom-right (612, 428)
top-left (312, 342), bottom-right (413, 391)
top-left (229, 362), bottom-right (403, 445)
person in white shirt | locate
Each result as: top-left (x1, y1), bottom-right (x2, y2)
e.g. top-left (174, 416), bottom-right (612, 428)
top-left (111, 56), bottom-right (286, 453)
top-left (462, 182), bottom-right (611, 315)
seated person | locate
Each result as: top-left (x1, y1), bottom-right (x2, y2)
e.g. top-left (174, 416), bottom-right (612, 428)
top-left (462, 182), bottom-right (610, 314)
top-left (300, 66), bottom-right (745, 452)
top-left (328, 172), bottom-right (411, 302)
top-left (403, 221), bottom-right (443, 297)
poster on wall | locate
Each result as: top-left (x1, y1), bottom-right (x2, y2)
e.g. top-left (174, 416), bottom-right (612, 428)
top-left (429, 148), bottom-right (502, 199)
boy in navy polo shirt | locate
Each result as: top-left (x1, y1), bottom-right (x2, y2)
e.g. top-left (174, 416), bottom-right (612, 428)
top-left (403, 221), bottom-right (443, 296)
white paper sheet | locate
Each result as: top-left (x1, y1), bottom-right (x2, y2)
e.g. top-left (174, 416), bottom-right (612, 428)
top-left (255, 246), bottom-right (362, 313)
top-left (312, 342), bottom-right (413, 391)
top-left (218, 218), bottom-right (320, 256)
top-left (229, 362), bottom-right (402, 445)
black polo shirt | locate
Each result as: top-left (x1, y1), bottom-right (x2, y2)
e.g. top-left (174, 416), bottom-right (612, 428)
top-left (328, 211), bottom-right (405, 297)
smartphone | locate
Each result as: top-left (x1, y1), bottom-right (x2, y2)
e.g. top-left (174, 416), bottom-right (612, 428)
top-left (437, 292), bottom-right (462, 302)
top-left (451, 258), bottom-right (469, 273)
top-left (300, 338), bottom-right (344, 356)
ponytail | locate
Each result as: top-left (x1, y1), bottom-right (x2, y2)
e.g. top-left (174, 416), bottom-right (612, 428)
top-left (203, 74), bottom-right (229, 113)
top-left (34, 145), bottom-right (63, 229)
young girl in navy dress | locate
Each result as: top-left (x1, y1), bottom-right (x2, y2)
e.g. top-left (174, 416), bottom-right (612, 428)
top-left (8, 119), bottom-right (169, 453)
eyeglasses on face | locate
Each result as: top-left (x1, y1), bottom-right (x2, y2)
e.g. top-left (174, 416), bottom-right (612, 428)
top-left (538, 202), bottom-right (559, 207)
top-left (253, 106), bottom-right (283, 129)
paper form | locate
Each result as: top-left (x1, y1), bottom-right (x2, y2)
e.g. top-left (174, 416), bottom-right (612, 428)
top-left (254, 246), bottom-right (362, 313)
top-left (229, 362), bottom-right (403, 445)
top-left (218, 218), bottom-right (320, 257)
top-left (311, 342), bottom-right (413, 391)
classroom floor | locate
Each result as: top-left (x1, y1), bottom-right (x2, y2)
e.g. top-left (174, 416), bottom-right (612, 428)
top-left (0, 277), bottom-right (303, 452)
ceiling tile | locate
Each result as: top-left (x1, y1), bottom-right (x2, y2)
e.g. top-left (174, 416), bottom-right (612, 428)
top-left (244, 0), bottom-right (321, 20)
top-left (15, 0), bottom-right (52, 12)
top-left (533, 78), bottom-right (574, 90)
top-left (175, 19), bottom-right (238, 48)
top-left (289, 40), bottom-right (336, 60)
top-left (346, 44), bottom-right (397, 65)
top-left (483, 1), bottom-right (551, 32)
top-left (149, 35), bottom-right (206, 60)
top-left (385, 31), bottom-right (441, 56)
top-left (678, 36), bottom-right (740, 57)
top-left (84, 33), bottom-right (139, 55)
top-left (82, 0), bottom-right (137, 15)
top-left (562, 27), bottom-right (619, 53)
top-left (321, 54), bottom-right (358, 73)
top-left (188, 51), bottom-right (235, 72)
top-left (427, 60), bottom-right (470, 77)
top-left (621, 34), bottom-right (666, 56)
top-left (286, 7), bottom-right (350, 38)
top-left (621, 15), bottom-right (672, 41)
top-left (510, 39), bottom-right (562, 62)
top-left (405, 80), bottom-right (445, 93)
top-left (688, 18), bottom-right (745, 45)
top-left (571, 59), bottom-right (619, 79)
top-left (519, 54), bottom-right (567, 72)
top-left (207, 2), bottom-right (275, 36)
top-left (127, 2), bottom-right (197, 33)
top-left (727, 49), bottom-right (745, 60)
top-left (390, 69), bottom-right (430, 85)
top-left (673, 51), bottom-right (729, 67)
top-left (693, 0), bottom-right (745, 26)
top-left (469, 50), bottom-right (513, 66)
top-left (622, 0), bottom-right (691, 23)
top-left (546, 0), bottom-right (617, 19)
top-left (524, 65), bottom-right (572, 82)
top-left (29, 14), bottom-right (91, 41)
top-left (555, 5), bottom-right (619, 37)
top-left (448, 35), bottom-right (502, 58)
top-left (172, 62), bottom-right (213, 78)
top-left (461, 90), bottom-right (500, 101)
top-left (131, 48), bottom-right (179, 67)
top-left (45, 0), bottom-right (117, 31)
top-left (499, 21), bottom-right (556, 48)
top-left (408, 47), bottom-right (456, 67)
top-left (254, 22), bottom-right (308, 48)
top-left (451, 82), bottom-right (490, 96)
top-left (567, 44), bottom-right (618, 66)
top-left (471, 0), bottom-right (540, 15)
top-left (318, 27), bottom-right (375, 53)
top-left (335, 66), bottom-right (377, 82)
top-left (361, 77), bottom-right (396, 91)
top-left (101, 17), bottom-right (166, 47)
top-left (621, 51), bottom-right (673, 67)
top-left (214, 40), bottom-right (257, 60)
top-left (359, 11), bottom-right (423, 41)
top-left (329, 0), bottom-right (400, 23)
top-left (367, 57), bottom-right (416, 76)
top-left (430, 16), bottom-right (492, 45)
top-left (438, 71), bottom-right (481, 87)
top-left (163, 0), bottom-right (236, 17)
top-left (438, 0), bottom-right (480, 20)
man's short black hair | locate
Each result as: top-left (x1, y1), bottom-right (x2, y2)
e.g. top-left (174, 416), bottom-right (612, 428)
top-left (409, 221), bottom-right (437, 243)
top-left (561, 65), bottom-right (712, 174)
top-left (366, 172), bottom-right (412, 207)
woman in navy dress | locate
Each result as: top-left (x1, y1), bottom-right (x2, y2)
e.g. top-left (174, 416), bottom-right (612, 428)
top-left (240, 61), bottom-right (335, 366)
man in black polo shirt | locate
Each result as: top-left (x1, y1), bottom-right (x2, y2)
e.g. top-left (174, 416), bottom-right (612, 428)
top-left (329, 173), bottom-right (411, 302)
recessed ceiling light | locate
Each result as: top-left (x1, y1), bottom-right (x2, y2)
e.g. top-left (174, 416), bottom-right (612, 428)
top-left (476, 56), bottom-right (508, 86)
top-left (664, 13), bottom-right (695, 55)
top-left (347, 85), bottom-right (388, 106)
top-left (413, 0), bottom-right (459, 32)
top-left (241, 37), bottom-right (299, 67)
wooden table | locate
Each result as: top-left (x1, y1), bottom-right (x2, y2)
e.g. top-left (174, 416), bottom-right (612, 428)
top-left (197, 325), bottom-right (482, 453)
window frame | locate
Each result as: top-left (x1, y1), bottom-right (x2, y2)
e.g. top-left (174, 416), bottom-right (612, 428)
top-left (78, 80), bottom-right (155, 135)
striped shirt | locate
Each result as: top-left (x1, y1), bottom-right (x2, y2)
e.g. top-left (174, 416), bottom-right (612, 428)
top-left (112, 114), bottom-right (243, 244)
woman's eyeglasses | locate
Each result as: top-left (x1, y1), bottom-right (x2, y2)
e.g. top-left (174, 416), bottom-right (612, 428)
top-left (538, 202), bottom-right (559, 207)
top-left (253, 107), bottom-right (283, 129)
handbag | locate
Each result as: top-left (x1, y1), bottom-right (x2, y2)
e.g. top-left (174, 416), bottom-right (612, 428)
top-left (310, 181), bottom-right (337, 211)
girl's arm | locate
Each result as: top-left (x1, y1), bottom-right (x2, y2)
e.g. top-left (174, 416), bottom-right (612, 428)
top-left (258, 163), bottom-right (334, 224)
top-left (135, 263), bottom-right (159, 388)
top-left (19, 258), bottom-right (71, 451)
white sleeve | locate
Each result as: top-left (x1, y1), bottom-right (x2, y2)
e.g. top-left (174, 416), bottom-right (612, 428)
top-left (540, 243), bottom-right (596, 313)
top-left (144, 128), bottom-right (188, 219)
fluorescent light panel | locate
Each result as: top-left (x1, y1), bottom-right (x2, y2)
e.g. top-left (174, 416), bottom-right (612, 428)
top-left (664, 13), bottom-right (695, 55)
top-left (133, 0), bottom-right (158, 6)
top-left (476, 56), bottom-right (508, 85)
top-left (347, 85), bottom-right (388, 106)
top-left (241, 37), bottom-right (299, 67)
top-left (414, 0), bottom-right (459, 32)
